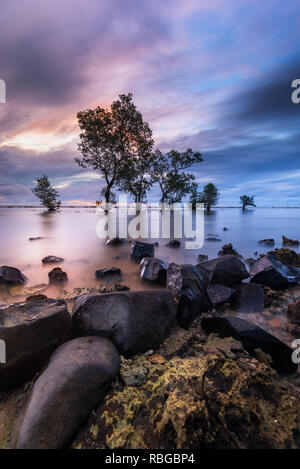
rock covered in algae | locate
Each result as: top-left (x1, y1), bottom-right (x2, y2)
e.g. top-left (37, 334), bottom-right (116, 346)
top-left (71, 351), bottom-right (300, 449)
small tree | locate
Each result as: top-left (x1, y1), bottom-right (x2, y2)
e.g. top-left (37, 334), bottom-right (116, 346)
top-left (240, 194), bottom-right (256, 210)
top-left (76, 93), bottom-right (153, 204)
top-left (152, 148), bottom-right (203, 205)
top-left (32, 175), bottom-right (61, 212)
top-left (190, 183), bottom-right (219, 212)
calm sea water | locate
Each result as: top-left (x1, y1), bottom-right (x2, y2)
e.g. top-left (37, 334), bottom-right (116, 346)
top-left (0, 206), bottom-right (300, 294)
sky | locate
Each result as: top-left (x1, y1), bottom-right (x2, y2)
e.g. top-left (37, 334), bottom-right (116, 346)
top-left (0, 0), bottom-right (300, 206)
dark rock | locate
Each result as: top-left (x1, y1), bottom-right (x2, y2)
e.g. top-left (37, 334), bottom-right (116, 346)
top-left (205, 236), bottom-right (222, 241)
top-left (195, 264), bottom-right (213, 287)
top-left (72, 291), bottom-right (177, 357)
top-left (207, 284), bottom-right (236, 305)
top-left (197, 254), bottom-right (208, 263)
top-left (267, 248), bottom-right (300, 267)
top-left (232, 283), bottom-right (264, 313)
top-left (166, 240), bottom-right (181, 248)
top-left (130, 241), bottom-right (155, 262)
top-left (95, 267), bottom-right (121, 280)
top-left (223, 227), bottom-right (229, 231)
top-left (218, 243), bottom-right (241, 257)
top-left (48, 267), bottom-right (68, 284)
top-left (259, 238), bottom-right (275, 246)
top-left (282, 235), bottom-right (299, 246)
top-left (28, 237), bottom-right (45, 241)
top-left (250, 254), bottom-right (300, 290)
top-left (42, 256), bottom-right (64, 264)
top-left (140, 257), bottom-right (168, 285)
top-left (201, 316), bottom-right (298, 375)
top-left (0, 299), bottom-right (72, 391)
top-left (26, 294), bottom-right (48, 302)
top-left (167, 264), bottom-right (211, 328)
top-left (105, 237), bottom-right (124, 246)
top-left (15, 337), bottom-right (119, 449)
top-left (288, 299), bottom-right (300, 325)
top-left (153, 242), bottom-right (159, 247)
top-left (99, 283), bottom-right (130, 293)
top-left (201, 255), bottom-right (249, 287)
top-left (0, 266), bottom-right (26, 286)
top-left (245, 257), bottom-right (257, 268)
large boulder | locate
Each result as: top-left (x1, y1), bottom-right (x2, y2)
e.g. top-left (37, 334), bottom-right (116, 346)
top-left (267, 248), bottom-right (300, 267)
top-left (250, 254), bottom-right (300, 289)
top-left (207, 284), bottom-right (236, 306)
top-left (201, 316), bottom-right (298, 375)
top-left (130, 241), bottom-right (154, 262)
top-left (72, 291), bottom-right (177, 357)
top-left (201, 255), bottom-right (249, 287)
top-left (167, 264), bottom-right (211, 328)
top-left (48, 267), bottom-right (68, 284)
top-left (15, 337), bottom-right (119, 449)
top-left (282, 235), bottom-right (299, 247)
top-left (140, 257), bottom-right (168, 285)
top-left (0, 299), bottom-right (72, 391)
top-left (0, 266), bottom-right (26, 286)
top-left (95, 267), bottom-right (121, 280)
top-left (232, 283), bottom-right (264, 313)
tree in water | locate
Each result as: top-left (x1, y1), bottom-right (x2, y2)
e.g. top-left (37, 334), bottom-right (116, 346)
top-left (190, 183), bottom-right (219, 212)
top-left (75, 93), bottom-right (153, 204)
top-left (32, 175), bottom-right (61, 212)
top-left (152, 148), bottom-right (203, 205)
top-left (240, 194), bottom-right (256, 210)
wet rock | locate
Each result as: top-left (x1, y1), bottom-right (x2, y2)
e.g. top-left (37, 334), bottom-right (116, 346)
top-left (120, 357), bottom-right (148, 387)
top-left (195, 264), bottom-right (213, 287)
top-left (140, 257), bottom-right (168, 285)
top-left (95, 267), bottom-right (121, 280)
top-left (28, 237), bottom-right (45, 241)
top-left (25, 294), bottom-right (48, 302)
top-left (245, 257), bottom-right (257, 268)
top-left (250, 254), bottom-right (300, 290)
top-left (232, 283), bottom-right (264, 313)
top-left (0, 299), bottom-right (72, 391)
top-left (282, 235), bottom-right (299, 246)
top-left (201, 316), bottom-right (298, 375)
top-left (201, 255), bottom-right (249, 287)
top-left (153, 242), bottom-right (159, 247)
top-left (48, 267), bottom-right (68, 284)
top-left (267, 248), bottom-right (300, 267)
top-left (166, 240), bottom-right (181, 248)
top-left (0, 266), bottom-right (26, 286)
top-left (15, 337), bottom-right (120, 449)
top-left (130, 241), bottom-right (155, 262)
top-left (167, 264), bottom-right (211, 328)
top-left (207, 284), bottom-right (236, 306)
top-left (205, 236), bottom-right (222, 241)
top-left (288, 299), bottom-right (300, 325)
top-left (223, 227), bottom-right (229, 231)
top-left (197, 254), bottom-right (208, 263)
top-left (99, 283), bottom-right (129, 293)
top-left (72, 291), bottom-right (177, 357)
top-left (42, 256), bottom-right (64, 264)
top-left (105, 237), bottom-right (124, 246)
top-left (259, 238), bottom-right (275, 246)
top-left (218, 243), bottom-right (241, 257)
top-left (71, 353), bottom-right (300, 449)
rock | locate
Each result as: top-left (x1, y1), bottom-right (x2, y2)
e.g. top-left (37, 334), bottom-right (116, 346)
top-left (105, 238), bottom-right (124, 246)
top-left (42, 256), bottom-right (64, 264)
top-left (71, 353), bottom-right (300, 449)
top-left (15, 337), bottom-right (120, 449)
top-left (120, 357), bottom-right (148, 387)
top-left (0, 266), bottom-right (26, 286)
top-left (153, 242), bottom-right (159, 247)
top-left (245, 257), bottom-right (257, 268)
top-left (72, 291), bottom-right (177, 357)
top-left (197, 254), bottom-right (208, 263)
top-left (195, 264), bottom-right (213, 287)
top-left (166, 240), bottom-right (181, 248)
top-left (167, 264), bottom-right (211, 328)
top-left (28, 237), bottom-right (45, 241)
top-left (259, 238), bottom-right (275, 246)
top-left (218, 243), bottom-right (241, 257)
top-left (288, 299), bottom-right (300, 325)
top-left (201, 316), bottom-right (298, 375)
top-left (223, 227), bottom-right (229, 231)
top-left (48, 267), bottom-right (68, 284)
top-left (205, 236), bottom-right (221, 241)
top-left (282, 235), bottom-right (299, 246)
top-left (130, 241), bottom-right (155, 262)
top-left (95, 267), bottom-right (121, 280)
top-left (25, 294), bottom-right (48, 302)
top-left (0, 299), bottom-right (72, 391)
top-left (267, 248), bottom-right (300, 267)
top-left (140, 257), bottom-right (168, 285)
top-left (207, 284), bottom-right (236, 306)
top-left (250, 254), bottom-right (300, 290)
top-left (201, 255), bottom-right (249, 287)
top-left (99, 283), bottom-right (130, 293)
top-left (232, 283), bottom-right (264, 313)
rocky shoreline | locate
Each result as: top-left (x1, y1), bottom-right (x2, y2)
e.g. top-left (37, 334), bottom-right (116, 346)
top-left (0, 241), bottom-right (300, 449)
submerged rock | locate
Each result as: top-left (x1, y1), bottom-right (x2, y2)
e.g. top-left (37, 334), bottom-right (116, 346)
top-left (166, 240), bottom-right (181, 248)
top-left (28, 237), bottom-right (45, 241)
top-left (105, 238), bottom-right (124, 246)
top-left (250, 254), bottom-right (300, 290)
top-left (72, 291), bottom-right (177, 357)
top-left (232, 283), bottom-right (264, 313)
top-left (0, 266), bottom-right (26, 286)
top-left (42, 256), bottom-right (64, 264)
top-left (0, 299), bottom-right (72, 390)
top-left (140, 257), bottom-right (168, 285)
top-left (48, 267), bottom-right (68, 284)
top-left (259, 238), bottom-right (275, 246)
top-left (71, 353), bottom-right (300, 449)
top-left (130, 241), bottom-right (155, 262)
top-left (201, 255), bottom-right (249, 287)
top-left (282, 235), bottom-right (299, 246)
top-left (95, 267), bottom-right (121, 280)
top-left (15, 337), bottom-right (120, 449)
top-left (197, 254), bottom-right (208, 263)
top-left (167, 264), bottom-right (211, 328)
top-left (218, 243), bottom-right (241, 257)
top-left (201, 316), bottom-right (298, 375)
top-left (207, 284), bottom-right (236, 306)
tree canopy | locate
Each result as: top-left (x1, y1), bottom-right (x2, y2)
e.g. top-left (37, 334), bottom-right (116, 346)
top-left (240, 194), bottom-right (256, 210)
top-left (31, 175), bottom-right (61, 212)
top-left (190, 183), bottom-right (219, 212)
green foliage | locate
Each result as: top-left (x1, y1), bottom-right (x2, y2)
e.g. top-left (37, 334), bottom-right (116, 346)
top-left (31, 175), bottom-right (61, 212)
top-left (75, 93), bottom-right (153, 203)
top-left (240, 194), bottom-right (256, 210)
top-left (190, 183), bottom-right (219, 211)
